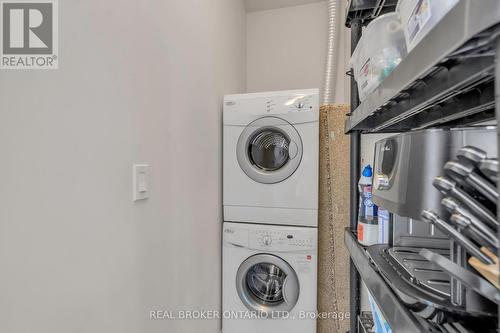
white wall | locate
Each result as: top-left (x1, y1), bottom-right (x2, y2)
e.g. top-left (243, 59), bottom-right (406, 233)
top-left (0, 1), bottom-right (246, 332)
top-left (245, 0), bottom-right (324, 12)
top-left (246, 1), bottom-right (351, 103)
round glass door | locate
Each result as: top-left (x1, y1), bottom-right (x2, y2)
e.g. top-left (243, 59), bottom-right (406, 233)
top-left (246, 262), bottom-right (287, 303)
top-left (236, 254), bottom-right (299, 314)
top-left (237, 117), bottom-right (303, 184)
top-left (249, 129), bottom-right (290, 171)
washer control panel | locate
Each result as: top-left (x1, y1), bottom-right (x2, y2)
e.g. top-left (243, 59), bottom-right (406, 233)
top-left (249, 229), bottom-right (313, 251)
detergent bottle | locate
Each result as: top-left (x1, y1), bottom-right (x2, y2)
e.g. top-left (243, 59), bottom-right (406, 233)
top-left (357, 165), bottom-right (378, 246)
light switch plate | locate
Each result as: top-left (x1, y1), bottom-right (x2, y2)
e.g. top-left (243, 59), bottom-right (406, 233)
top-left (133, 164), bottom-right (151, 201)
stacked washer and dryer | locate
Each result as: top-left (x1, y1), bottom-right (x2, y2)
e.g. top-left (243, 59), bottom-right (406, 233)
top-left (222, 89), bottom-right (319, 333)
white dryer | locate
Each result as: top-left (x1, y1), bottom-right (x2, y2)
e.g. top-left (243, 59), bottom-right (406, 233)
top-left (222, 222), bottom-right (317, 333)
top-left (223, 89), bottom-right (319, 227)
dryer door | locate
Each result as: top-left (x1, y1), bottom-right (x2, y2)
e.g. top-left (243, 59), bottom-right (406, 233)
top-left (237, 117), bottom-right (303, 184)
top-left (236, 254), bottom-right (300, 315)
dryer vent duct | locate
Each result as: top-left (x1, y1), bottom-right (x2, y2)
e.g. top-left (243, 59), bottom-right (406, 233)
top-left (322, 0), bottom-right (340, 105)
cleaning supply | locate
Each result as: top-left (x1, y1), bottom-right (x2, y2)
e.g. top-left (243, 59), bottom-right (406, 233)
top-left (357, 218), bottom-right (378, 246)
top-left (357, 165), bottom-right (379, 246)
top-left (358, 165), bottom-right (377, 219)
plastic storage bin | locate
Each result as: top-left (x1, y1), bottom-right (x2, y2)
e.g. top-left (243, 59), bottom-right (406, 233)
top-left (397, 0), bottom-right (459, 52)
top-left (350, 13), bottom-right (407, 102)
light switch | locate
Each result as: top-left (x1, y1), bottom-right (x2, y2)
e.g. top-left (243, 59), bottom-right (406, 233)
top-left (133, 164), bottom-right (151, 201)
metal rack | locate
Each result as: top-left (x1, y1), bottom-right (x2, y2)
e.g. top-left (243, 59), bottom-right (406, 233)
top-left (345, 0), bottom-right (398, 28)
top-left (345, 229), bottom-right (438, 332)
top-left (346, 0), bottom-right (500, 133)
top-left (344, 0), bottom-right (500, 332)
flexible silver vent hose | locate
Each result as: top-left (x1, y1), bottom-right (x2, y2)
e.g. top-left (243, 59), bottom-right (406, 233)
top-left (322, 0), bottom-right (340, 105)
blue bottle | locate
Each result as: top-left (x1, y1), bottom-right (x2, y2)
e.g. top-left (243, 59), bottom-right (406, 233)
top-left (358, 165), bottom-right (378, 221)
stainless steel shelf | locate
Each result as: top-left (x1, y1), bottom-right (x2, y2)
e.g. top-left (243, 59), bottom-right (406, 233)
top-left (346, 0), bottom-right (500, 133)
top-left (344, 228), bottom-right (438, 333)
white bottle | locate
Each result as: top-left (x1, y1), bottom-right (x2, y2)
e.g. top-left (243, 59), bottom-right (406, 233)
top-left (357, 165), bottom-right (378, 246)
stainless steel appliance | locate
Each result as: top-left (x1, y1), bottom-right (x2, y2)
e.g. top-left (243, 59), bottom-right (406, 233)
top-left (392, 214), bottom-right (449, 248)
top-left (372, 127), bottom-right (497, 220)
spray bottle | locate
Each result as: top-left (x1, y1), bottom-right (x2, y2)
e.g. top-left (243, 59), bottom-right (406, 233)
top-left (357, 165), bottom-right (378, 246)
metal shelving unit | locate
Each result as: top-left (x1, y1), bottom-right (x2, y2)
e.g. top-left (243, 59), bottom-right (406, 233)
top-left (345, 0), bottom-right (398, 28)
top-left (345, 229), bottom-right (438, 332)
top-left (346, 0), bottom-right (500, 133)
top-left (344, 0), bottom-right (500, 332)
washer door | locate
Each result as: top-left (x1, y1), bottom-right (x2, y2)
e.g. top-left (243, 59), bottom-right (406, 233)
top-left (237, 117), bottom-right (303, 184)
top-left (236, 254), bottom-right (300, 314)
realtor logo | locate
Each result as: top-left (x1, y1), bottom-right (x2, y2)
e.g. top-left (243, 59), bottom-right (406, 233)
top-left (1, 0), bottom-right (58, 69)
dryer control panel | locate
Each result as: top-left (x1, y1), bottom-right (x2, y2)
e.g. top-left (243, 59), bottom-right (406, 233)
top-left (284, 94), bottom-right (314, 112)
top-left (223, 89), bottom-right (319, 126)
top-left (263, 94), bottom-right (315, 114)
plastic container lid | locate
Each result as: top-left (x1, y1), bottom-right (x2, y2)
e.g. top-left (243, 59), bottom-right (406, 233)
top-left (349, 12), bottom-right (407, 102)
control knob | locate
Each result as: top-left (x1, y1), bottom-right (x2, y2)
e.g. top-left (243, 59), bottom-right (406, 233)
top-left (263, 235), bottom-right (272, 246)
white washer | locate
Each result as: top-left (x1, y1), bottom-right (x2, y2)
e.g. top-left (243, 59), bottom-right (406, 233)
top-left (222, 222), bottom-right (317, 333)
top-left (223, 89), bottom-right (319, 227)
